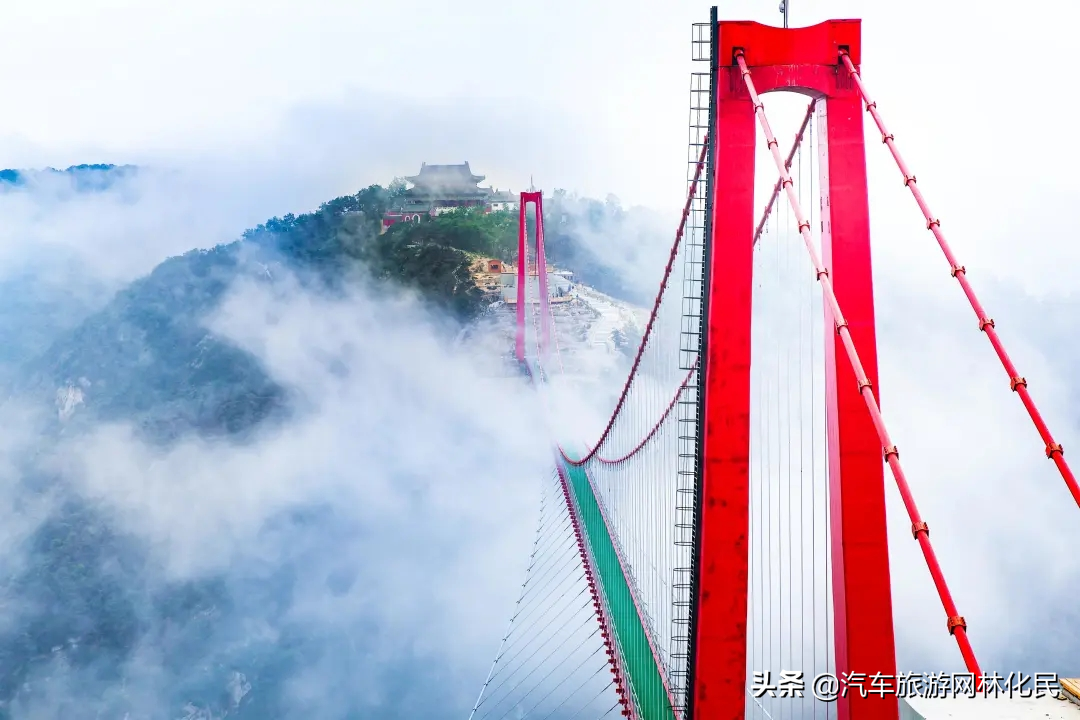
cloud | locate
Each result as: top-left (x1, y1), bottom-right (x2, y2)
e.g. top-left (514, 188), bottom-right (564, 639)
top-left (0, 5), bottom-right (1077, 710)
top-left (0, 85), bottom-right (597, 286)
top-left (875, 271), bottom-right (1080, 675)
top-left (0, 265), bottom-right (554, 716)
top-left (0, 79), bottom-right (624, 715)
top-left (547, 194), bottom-right (676, 305)
top-left (738, 101), bottom-right (1080, 682)
top-left (0, 168), bottom-right (241, 285)
top-left (0, 83), bottom-right (601, 709)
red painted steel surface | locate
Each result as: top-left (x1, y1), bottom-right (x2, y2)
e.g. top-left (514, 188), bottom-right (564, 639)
top-left (528, 192), bottom-right (552, 357)
top-left (515, 196), bottom-right (527, 361)
top-left (693, 56), bottom-right (756, 720)
top-left (817, 91), bottom-right (900, 720)
top-left (716, 20), bottom-right (861, 68)
top-left (516, 191), bottom-right (550, 360)
top-left (815, 100), bottom-right (851, 720)
top-left (692, 18), bottom-right (899, 720)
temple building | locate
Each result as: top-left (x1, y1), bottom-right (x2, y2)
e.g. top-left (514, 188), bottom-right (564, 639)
top-left (381, 162), bottom-right (519, 232)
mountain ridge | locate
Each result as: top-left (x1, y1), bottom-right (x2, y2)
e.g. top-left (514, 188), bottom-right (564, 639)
top-left (0, 173), bottom-right (648, 718)
top-left (0, 164), bottom-right (139, 192)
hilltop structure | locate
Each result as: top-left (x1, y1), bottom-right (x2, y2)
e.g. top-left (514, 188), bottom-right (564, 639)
top-left (381, 162), bottom-right (518, 232)
top-left (468, 257), bottom-right (575, 305)
top-left (498, 265), bottom-right (575, 305)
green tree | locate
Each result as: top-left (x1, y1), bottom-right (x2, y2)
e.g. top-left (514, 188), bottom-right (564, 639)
top-left (383, 207), bottom-right (517, 261)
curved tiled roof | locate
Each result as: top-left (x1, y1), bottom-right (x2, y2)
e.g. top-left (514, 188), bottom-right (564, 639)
top-left (405, 162), bottom-right (485, 189)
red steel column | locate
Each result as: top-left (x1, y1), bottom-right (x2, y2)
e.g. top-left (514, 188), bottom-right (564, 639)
top-left (818, 91), bottom-right (899, 719)
top-left (532, 193), bottom-right (552, 357)
top-left (691, 19), bottom-right (899, 720)
top-left (691, 61), bottom-right (756, 720)
top-left (516, 194), bottom-right (528, 361)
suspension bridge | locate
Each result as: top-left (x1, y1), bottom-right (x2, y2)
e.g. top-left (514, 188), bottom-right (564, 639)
top-left (465, 10), bottom-right (1078, 720)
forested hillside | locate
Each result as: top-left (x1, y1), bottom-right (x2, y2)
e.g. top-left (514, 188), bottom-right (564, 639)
top-left (0, 173), bottom-right (653, 719)
top-left (8, 184), bottom-right (500, 441)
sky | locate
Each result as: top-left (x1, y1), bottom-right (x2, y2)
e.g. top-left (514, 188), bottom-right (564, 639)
top-left (2, 0), bottom-right (1077, 289)
top-left (0, 1), bottom-right (1071, 214)
top-left (0, 0), bottom-right (1079, 711)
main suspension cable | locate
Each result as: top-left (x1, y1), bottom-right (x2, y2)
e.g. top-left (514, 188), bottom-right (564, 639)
top-left (560, 136), bottom-right (710, 465)
top-left (736, 52), bottom-right (983, 678)
top-left (593, 361), bottom-right (698, 465)
top-left (838, 51), bottom-right (1080, 510)
top-left (564, 109), bottom-right (803, 469)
